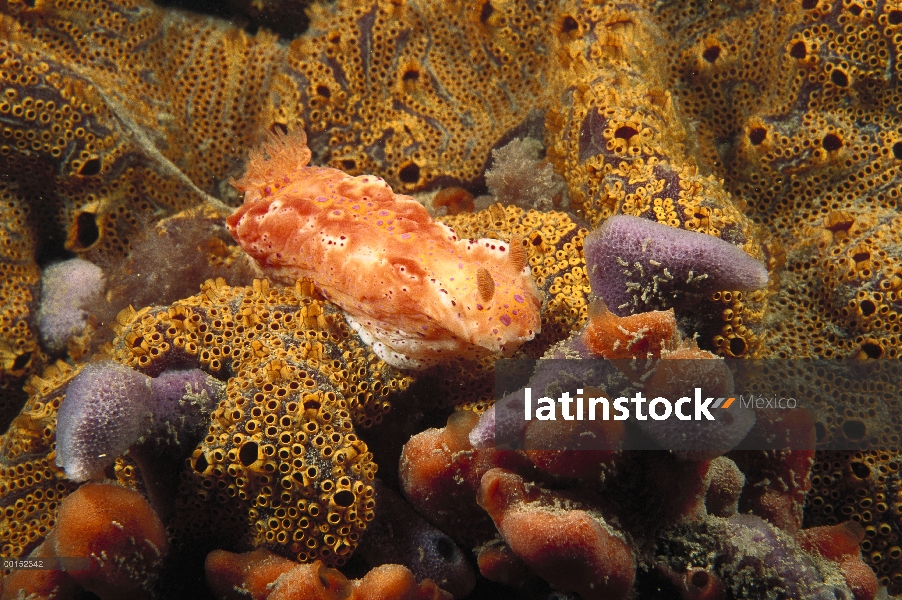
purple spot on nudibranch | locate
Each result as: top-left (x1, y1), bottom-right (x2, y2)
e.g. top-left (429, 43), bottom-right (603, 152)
top-left (477, 304), bottom-right (484, 310)
top-left (500, 315), bottom-right (512, 326)
top-left (402, 233), bottom-right (411, 239)
top-left (379, 210), bottom-right (390, 216)
top-left (514, 294), bottom-right (524, 303)
top-left (316, 196), bottom-right (328, 202)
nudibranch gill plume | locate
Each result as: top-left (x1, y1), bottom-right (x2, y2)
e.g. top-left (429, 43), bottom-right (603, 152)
top-left (226, 131), bottom-right (543, 369)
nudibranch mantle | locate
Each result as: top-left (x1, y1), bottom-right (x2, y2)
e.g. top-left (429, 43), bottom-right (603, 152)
top-left (226, 131), bottom-right (542, 369)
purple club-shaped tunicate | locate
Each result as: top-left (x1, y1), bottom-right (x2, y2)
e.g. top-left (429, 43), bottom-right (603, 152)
top-left (56, 361), bottom-right (152, 482)
top-left (584, 215), bottom-right (768, 316)
top-left (37, 258), bottom-right (106, 353)
top-left (489, 357), bottom-right (628, 450)
top-left (148, 368), bottom-right (221, 435)
top-left (56, 361), bottom-right (220, 482)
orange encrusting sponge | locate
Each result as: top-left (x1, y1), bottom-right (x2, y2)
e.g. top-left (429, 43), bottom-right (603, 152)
top-left (581, 299), bottom-right (678, 360)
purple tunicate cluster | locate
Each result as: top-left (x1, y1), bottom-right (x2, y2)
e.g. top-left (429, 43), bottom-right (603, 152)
top-left (56, 361), bottom-right (151, 482)
top-left (584, 215), bottom-right (768, 316)
top-left (635, 358), bottom-right (755, 460)
top-left (56, 361), bottom-right (221, 482)
top-left (148, 368), bottom-right (220, 433)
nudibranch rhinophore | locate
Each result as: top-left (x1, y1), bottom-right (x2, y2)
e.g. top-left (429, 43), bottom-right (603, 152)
top-left (226, 130), bottom-right (542, 370)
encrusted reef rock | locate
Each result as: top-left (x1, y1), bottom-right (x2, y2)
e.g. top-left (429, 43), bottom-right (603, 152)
top-left (108, 279), bottom-right (410, 566)
top-left (4, 0), bottom-right (902, 367)
top-left (654, 0), bottom-right (902, 363)
top-left (1, 280), bottom-right (413, 581)
top-left (656, 514), bottom-right (865, 600)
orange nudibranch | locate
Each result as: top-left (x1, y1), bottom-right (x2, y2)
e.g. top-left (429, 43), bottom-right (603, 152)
top-left (226, 130), bottom-right (542, 370)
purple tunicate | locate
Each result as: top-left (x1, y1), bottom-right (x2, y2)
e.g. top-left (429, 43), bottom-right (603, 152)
top-left (493, 357), bottom-right (628, 450)
top-left (468, 405), bottom-right (495, 449)
top-left (56, 361), bottom-right (221, 482)
top-left (149, 369), bottom-right (221, 429)
top-left (37, 258), bottom-right (106, 353)
top-left (584, 215), bottom-right (768, 316)
top-left (56, 361), bottom-right (153, 482)
top-left (635, 358), bottom-right (755, 460)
